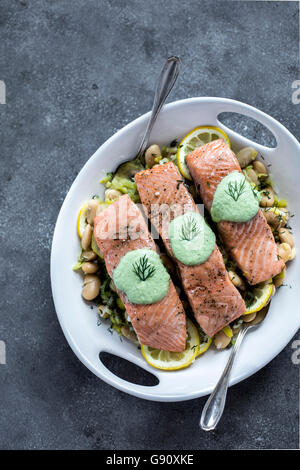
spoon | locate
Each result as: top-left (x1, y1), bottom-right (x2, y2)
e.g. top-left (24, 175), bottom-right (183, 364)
top-left (136, 56), bottom-right (181, 162)
top-left (109, 57), bottom-right (180, 202)
top-left (200, 307), bottom-right (268, 431)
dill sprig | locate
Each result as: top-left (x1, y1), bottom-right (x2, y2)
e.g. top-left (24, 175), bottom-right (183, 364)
top-left (225, 179), bottom-right (246, 201)
top-left (261, 189), bottom-right (271, 200)
top-left (180, 214), bottom-right (200, 241)
top-left (251, 186), bottom-right (260, 199)
top-left (132, 254), bottom-right (156, 281)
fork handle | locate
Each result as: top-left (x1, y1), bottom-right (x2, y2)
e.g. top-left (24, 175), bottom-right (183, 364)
top-left (200, 325), bottom-right (249, 431)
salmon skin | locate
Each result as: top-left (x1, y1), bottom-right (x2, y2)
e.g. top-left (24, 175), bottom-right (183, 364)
top-left (186, 139), bottom-right (285, 285)
top-left (135, 162), bottom-right (246, 337)
top-left (93, 194), bottom-right (186, 352)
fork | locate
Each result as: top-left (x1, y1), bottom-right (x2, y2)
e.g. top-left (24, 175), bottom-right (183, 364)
top-left (200, 309), bottom-right (267, 431)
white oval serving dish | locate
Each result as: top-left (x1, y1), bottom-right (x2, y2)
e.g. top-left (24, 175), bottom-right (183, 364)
top-left (51, 97), bottom-right (300, 402)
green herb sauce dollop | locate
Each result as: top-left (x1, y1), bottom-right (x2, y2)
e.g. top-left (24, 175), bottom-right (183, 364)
top-left (211, 171), bottom-right (260, 223)
top-left (168, 211), bottom-right (216, 266)
top-left (113, 248), bottom-right (170, 305)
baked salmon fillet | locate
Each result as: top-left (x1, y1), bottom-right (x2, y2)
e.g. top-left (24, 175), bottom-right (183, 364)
top-left (93, 194), bottom-right (186, 352)
top-left (135, 162), bottom-right (246, 337)
top-left (186, 139), bottom-right (285, 285)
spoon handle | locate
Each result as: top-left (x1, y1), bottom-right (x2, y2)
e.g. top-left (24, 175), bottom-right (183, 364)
top-left (136, 56), bottom-right (181, 159)
top-left (200, 325), bottom-right (249, 431)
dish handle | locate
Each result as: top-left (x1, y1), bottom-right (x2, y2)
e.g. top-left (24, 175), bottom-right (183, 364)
top-left (213, 98), bottom-right (291, 153)
top-left (88, 346), bottom-right (173, 400)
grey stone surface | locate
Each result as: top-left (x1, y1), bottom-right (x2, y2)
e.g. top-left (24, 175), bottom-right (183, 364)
top-left (0, 0), bottom-right (299, 450)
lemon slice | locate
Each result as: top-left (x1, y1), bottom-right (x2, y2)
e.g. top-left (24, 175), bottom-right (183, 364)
top-left (141, 318), bottom-right (200, 371)
top-left (77, 204), bottom-right (88, 238)
top-left (222, 326), bottom-right (233, 338)
top-left (91, 233), bottom-right (103, 259)
top-left (177, 126), bottom-right (231, 180)
top-left (244, 280), bottom-right (273, 315)
top-left (196, 334), bottom-right (212, 357)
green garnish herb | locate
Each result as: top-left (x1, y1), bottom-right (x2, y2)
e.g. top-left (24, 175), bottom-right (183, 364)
top-left (132, 254), bottom-right (156, 281)
top-left (251, 186), bottom-right (260, 199)
top-left (180, 214), bottom-right (200, 241)
top-left (261, 189), bottom-right (271, 200)
top-left (72, 259), bottom-right (83, 271)
top-left (244, 290), bottom-right (256, 308)
top-left (276, 212), bottom-right (285, 223)
top-left (100, 172), bottom-right (113, 185)
top-left (72, 251), bottom-right (84, 271)
top-left (224, 179), bottom-right (246, 201)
